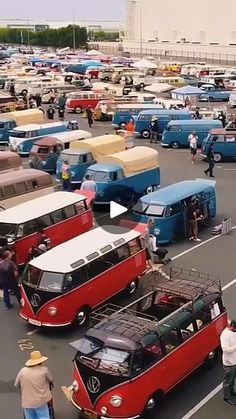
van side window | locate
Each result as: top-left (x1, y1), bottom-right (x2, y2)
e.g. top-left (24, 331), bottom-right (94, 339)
top-left (3, 185), bottom-right (15, 198)
top-left (64, 266), bottom-right (88, 290)
top-left (20, 220), bottom-right (38, 237)
top-left (170, 125), bottom-right (181, 132)
top-left (63, 205), bottom-right (76, 219)
top-left (75, 201), bottom-right (86, 214)
top-left (38, 214), bottom-right (51, 229)
top-left (116, 243), bottom-right (130, 261)
top-left (86, 153), bottom-right (93, 163)
top-left (166, 203), bottom-right (182, 217)
top-left (226, 135), bottom-right (236, 142)
top-left (50, 209), bottom-right (64, 224)
top-left (128, 238), bottom-right (142, 255)
top-left (160, 328), bottom-right (180, 354)
top-left (87, 257), bottom-right (109, 279)
top-left (193, 299), bottom-right (212, 328)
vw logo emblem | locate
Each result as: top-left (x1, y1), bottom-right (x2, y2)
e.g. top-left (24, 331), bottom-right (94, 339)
top-left (87, 376), bottom-right (100, 394)
top-left (31, 294), bottom-right (41, 307)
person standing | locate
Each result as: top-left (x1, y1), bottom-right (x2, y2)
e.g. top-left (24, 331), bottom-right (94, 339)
top-left (0, 250), bottom-right (21, 309)
top-left (204, 143), bottom-right (215, 177)
top-left (218, 111), bottom-right (226, 128)
top-left (15, 350), bottom-right (54, 419)
top-left (100, 102), bottom-right (108, 121)
top-left (9, 82), bottom-right (15, 97)
top-left (149, 116), bottom-right (159, 143)
top-left (186, 196), bottom-right (203, 242)
top-left (60, 159), bottom-right (71, 191)
top-left (126, 118), bottom-right (135, 134)
top-left (141, 218), bottom-right (157, 272)
top-left (86, 105), bottom-right (94, 128)
top-left (46, 105), bottom-right (55, 121)
top-left (220, 320), bottom-right (236, 406)
top-left (188, 131), bottom-right (198, 164)
top-left (80, 174), bottom-right (97, 193)
top-left (35, 94), bottom-right (42, 108)
top-left (58, 107), bottom-right (65, 121)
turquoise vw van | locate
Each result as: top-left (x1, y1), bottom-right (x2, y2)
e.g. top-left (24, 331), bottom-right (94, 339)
top-left (0, 118), bottom-right (16, 145)
top-left (132, 179), bottom-right (216, 244)
top-left (112, 104), bottom-right (162, 128)
top-left (135, 109), bottom-right (192, 138)
top-left (83, 146), bottom-right (160, 205)
top-left (201, 128), bottom-right (236, 162)
top-left (161, 119), bottom-right (222, 149)
top-left (56, 148), bottom-right (96, 186)
top-left (9, 122), bottom-right (70, 155)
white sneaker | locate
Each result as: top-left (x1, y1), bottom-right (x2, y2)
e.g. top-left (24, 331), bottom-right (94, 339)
top-left (189, 237), bottom-right (194, 240)
top-left (193, 237), bottom-right (201, 242)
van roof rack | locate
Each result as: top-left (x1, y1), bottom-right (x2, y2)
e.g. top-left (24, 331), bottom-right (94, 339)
top-left (140, 266), bottom-right (222, 301)
top-left (90, 303), bottom-right (159, 342)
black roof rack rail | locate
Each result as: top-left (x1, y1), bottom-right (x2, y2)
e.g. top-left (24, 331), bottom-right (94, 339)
top-left (140, 266), bottom-right (222, 301)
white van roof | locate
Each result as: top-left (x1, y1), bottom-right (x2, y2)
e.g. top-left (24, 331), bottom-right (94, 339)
top-left (46, 130), bottom-right (92, 143)
top-left (0, 191), bottom-right (86, 224)
top-left (30, 226), bottom-right (140, 273)
top-left (13, 122), bottom-right (66, 132)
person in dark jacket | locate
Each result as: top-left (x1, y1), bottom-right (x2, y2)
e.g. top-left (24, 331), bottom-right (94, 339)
top-left (204, 144), bottom-right (215, 177)
top-left (86, 105), bottom-right (94, 128)
top-left (149, 116), bottom-right (159, 143)
top-left (46, 105), bottom-right (55, 120)
top-left (0, 250), bottom-right (21, 309)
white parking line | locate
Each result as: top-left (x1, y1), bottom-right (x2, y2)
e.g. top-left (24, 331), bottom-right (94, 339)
top-left (180, 383), bottom-right (223, 419)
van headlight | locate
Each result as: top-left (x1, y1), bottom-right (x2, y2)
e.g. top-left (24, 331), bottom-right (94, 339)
top-left (18, 144), bottom-right (23, 151)
top-left (71, 171), bottom-right (75, 177)
top-left (48, 307), bottom-right (57, 316)
top-left (110, 395), bottom-right (123, 407)
top-left (20, 298), bottom-right (25, 307)
top-left (154, 228), bottom-right (160, 236)
top-left (98, 191), bottom-right (105, 197)
top-left (72, 380), bottom-right (79, 392)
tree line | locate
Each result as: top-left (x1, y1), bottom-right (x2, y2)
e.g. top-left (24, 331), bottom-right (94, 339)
top-left (0, 26), bottom-right (88, 48)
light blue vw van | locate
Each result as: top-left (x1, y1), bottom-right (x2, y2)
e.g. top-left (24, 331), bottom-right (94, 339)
top-left (112, 104), bottom-right (162, 128)
top-left (9, 122), bottom-right (69, 155)
top-left (135, 109), bottom-right (192, 138)
top-left (83, 146), bottom-right (160, 205)
top-left (132, 179), bottom-right (216, 244)
top-left (56, 148), bottom-right (96, 186)
top-left (0, 118), bottom-right (16, 145)
top-left (201, 128), bottom-right (236, 162)
top-left (161, 119), bottom-right (222, 149)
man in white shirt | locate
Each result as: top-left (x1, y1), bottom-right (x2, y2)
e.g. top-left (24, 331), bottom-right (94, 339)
top-left (80, 174), bottom-right (97, 193)
top-left (220, 320), bottom-right (236, 405)
top-left (188, 131), bottom-right (198, 164)
top-left (100, 102), bottom-right (108, 121)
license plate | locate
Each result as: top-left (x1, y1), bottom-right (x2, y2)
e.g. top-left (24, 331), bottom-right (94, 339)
top-left (83, 409), bottom-right (98, 419)
top-left (28, 319), bottom-right (42, 326)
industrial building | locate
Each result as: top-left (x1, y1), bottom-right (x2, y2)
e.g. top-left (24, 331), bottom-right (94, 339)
top-left (126, 0), bottom-right (236, 45)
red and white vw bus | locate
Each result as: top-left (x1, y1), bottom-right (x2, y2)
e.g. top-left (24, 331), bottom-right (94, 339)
top-left (20, 225), bottom-right (146, 327)
top-left (66, 91), bottom-right (113, 114)
top-left (70, 266), bottom-right (227, 419)
top-left (0, 191), bottom-right (93, 265)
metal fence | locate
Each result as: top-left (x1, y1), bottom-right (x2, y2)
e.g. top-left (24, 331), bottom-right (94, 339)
top-left (89, 43), bottom-right (236, 66)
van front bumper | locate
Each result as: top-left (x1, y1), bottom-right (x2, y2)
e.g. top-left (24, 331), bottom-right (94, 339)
top-left (71, 396), bottom-right (140, 419)
top-left (161, 142), bottom-right (169, 147)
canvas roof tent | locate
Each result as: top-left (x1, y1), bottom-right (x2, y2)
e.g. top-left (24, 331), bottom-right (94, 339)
top-left (171, 85), bottom-right (204, 99)
top-left (98, 146), bottom-right (159, 177)
top-left (71, 134), bottom-right (126, 158)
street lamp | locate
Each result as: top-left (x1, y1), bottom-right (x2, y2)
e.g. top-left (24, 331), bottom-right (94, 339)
top-left (139, 0), bottom-right (143, 57)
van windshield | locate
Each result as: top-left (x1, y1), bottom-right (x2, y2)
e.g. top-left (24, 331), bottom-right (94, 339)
top-left (146, 205), bottom-right (165, 217)
top-left (77, 337), bottom-right (131, 376)
top-left (86, 169), bottom-right (110, 182)
top-left (0, 222), bottom-right (17, 238)
top-left (23, 266), bottom-right (63, 292)
top-left (11, 131), bottom-right (26, 138)
top-left (132, 201), bottom-right (149, 214)
top-left (60, 154), bottom-right (80, 165)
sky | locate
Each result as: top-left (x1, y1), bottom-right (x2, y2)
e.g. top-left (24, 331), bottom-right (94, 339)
top-left (1, 0), bottom-right (125, 21)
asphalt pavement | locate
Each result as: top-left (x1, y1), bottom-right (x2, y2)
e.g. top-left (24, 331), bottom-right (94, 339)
top-left (1, 107), bottom-right (236, 419)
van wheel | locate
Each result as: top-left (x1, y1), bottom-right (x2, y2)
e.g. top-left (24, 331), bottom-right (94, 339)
top-left (74, 306), bottom-right (90, 327)
top-left (140, 83), bottom-right (145, 89)
top-left (104, 76), bottom-right (109, 82)
top-left (146, 185), bottom-right (156, 194)
top-left (142, 130), bottom-right (150, 139)
top-left (209, 97), bottom-right (214, 102)
top-left (22, 89), bottom-right (28, 95)
top-left (171, 141), bottom-right (180, 149)
top-left (142, 391), bottom-right (163, 418)
top-left (203, 350), bottom-right (218, 370)
top-left (213, 152), bottom-right (222, 162)
top-left (74, 106), bottom-right (82, 114)
top-left (126, 279), bottom-right (139, 295)
top-left (120, 122), bottom-right (127, 129)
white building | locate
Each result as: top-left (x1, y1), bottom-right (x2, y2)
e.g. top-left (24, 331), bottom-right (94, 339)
top-left (126, 0), bottom-right (236, 45)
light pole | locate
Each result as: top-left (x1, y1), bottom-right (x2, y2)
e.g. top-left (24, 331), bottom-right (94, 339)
top-left (72, 7), bottom-right (76, 53)
top-left (140, 0), bottom-right (143, 57)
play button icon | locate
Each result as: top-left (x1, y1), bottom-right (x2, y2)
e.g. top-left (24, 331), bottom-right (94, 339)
top-left (110, 201), bottom-right (128, 219)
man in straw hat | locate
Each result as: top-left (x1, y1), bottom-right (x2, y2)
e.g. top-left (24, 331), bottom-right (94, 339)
top-left (15, 350), bottom-right (53, 419)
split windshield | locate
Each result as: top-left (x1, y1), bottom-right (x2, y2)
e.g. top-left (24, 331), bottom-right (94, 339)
top-left (132, 202), bottom-right (165, 217)
top-left (23, 266), bottom-right (64, 292)
top-left (86, 169), bottom-right (110, 183)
